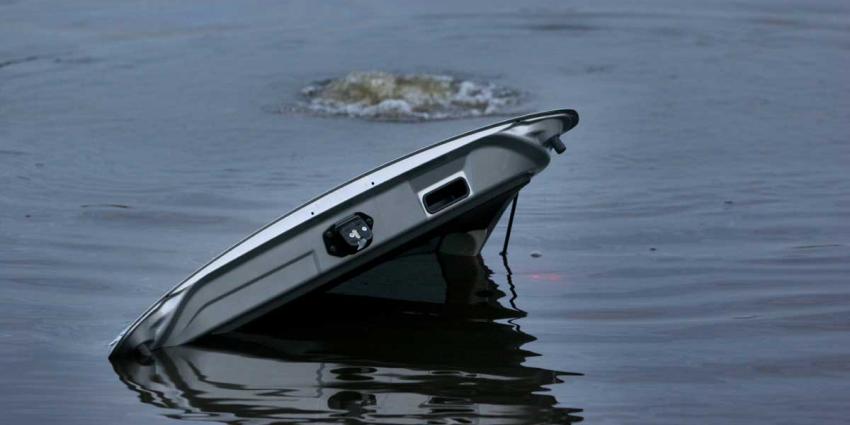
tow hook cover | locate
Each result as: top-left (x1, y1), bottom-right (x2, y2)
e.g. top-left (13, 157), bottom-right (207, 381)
top-left (323, 213), bottom-right (374, 256)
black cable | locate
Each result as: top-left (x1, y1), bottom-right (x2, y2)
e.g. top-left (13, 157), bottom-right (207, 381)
top-left (500, 194), bottom-right (518, 255)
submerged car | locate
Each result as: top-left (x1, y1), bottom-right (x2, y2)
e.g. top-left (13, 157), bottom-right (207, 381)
top-left (109, 109), bottom-right (580, 359)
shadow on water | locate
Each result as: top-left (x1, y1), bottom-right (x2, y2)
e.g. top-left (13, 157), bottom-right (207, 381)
top-left (111, 254), bottom-right (583, 424)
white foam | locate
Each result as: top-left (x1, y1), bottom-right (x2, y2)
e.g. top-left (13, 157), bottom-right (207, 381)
top-left (297, 71), bottom-right (521, 121)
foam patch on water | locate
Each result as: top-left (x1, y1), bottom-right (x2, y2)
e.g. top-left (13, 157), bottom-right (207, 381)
top-left (297, 71), bottom-right (521, 121)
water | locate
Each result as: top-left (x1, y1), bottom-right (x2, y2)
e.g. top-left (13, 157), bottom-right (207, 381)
top-left (1, 0), bottom-right (849, 423)
top-left (297, 71), bottom-right (522, 121)
top-left (112, 256), bottom-right (585, 424)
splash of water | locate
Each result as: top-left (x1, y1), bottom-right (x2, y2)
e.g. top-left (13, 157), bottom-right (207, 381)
top-left (297, 71), bottom-right (521, 121)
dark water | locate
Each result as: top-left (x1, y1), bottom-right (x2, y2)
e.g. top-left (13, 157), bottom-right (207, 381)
top-left (113, 256), bottom-right (585, 424)
top-left (2, 0), bottom-right (849, 423)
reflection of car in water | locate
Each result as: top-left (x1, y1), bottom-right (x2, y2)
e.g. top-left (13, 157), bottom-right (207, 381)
top-left (112, 253), bottom-right (584, 424)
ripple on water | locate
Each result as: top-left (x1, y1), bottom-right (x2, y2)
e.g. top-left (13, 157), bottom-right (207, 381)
top-left (294, 71), bottom-right (522, 121)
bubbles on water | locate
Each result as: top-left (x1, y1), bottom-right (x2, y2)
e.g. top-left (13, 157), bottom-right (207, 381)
top-left (296, 71), bottom-right (522, 121)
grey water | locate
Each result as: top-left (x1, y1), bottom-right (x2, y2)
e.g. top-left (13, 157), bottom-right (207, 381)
top-left (2, 0), bottom-right (849, 424)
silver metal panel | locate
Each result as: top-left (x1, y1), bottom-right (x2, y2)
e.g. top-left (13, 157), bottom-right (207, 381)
top-left (110, 109), bottom-right (578, 358)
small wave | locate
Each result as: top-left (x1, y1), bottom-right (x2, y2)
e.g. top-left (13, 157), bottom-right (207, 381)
top-left (295, 71), bottom-right (522, 121)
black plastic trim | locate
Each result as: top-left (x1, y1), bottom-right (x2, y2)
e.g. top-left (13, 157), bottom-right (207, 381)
top-left (423, 177), bottom-right (470, 214)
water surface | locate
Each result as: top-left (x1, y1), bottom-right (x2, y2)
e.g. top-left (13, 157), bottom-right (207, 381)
top-left (1, 0), bottom-right (849, 423)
